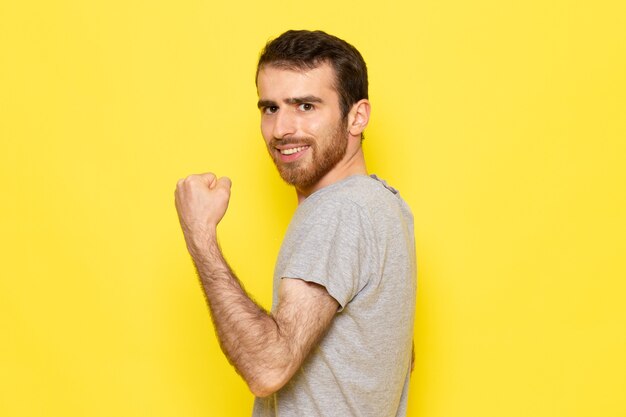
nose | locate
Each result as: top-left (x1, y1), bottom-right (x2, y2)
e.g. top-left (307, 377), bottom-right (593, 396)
top-left (272, 109), bottom-right (297, 140)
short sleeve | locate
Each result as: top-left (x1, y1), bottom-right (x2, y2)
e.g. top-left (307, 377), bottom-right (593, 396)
top-left (276, 197), bottom-right (376, 310)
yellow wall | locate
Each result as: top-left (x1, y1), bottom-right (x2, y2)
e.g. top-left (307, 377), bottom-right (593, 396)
top-left (2, 0), bottom-right (625, 415)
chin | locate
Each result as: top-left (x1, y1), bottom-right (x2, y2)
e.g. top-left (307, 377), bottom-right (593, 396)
top-left (277, 167), bottom-right (316, 189)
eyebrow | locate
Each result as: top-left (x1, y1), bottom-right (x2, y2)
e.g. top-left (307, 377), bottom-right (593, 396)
top-left (286, 96), bottom-right (323, 105)
top-left (257, 95), bottom-right (323, 109)
top-left (257, 99), bottom-right (277, 109)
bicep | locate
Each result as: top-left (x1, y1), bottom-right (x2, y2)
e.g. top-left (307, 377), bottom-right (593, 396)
top-left (273, 277), bottom-right (339, 368)
top-left (244, 278), bottom-right (337, 397)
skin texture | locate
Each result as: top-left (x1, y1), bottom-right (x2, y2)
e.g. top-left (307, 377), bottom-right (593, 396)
top-left (175, 63), bottom-right (371, 397)
top-left (257, 63), bottom-right (370, 203)
top-left (257, 66), bottom-right (349, 191)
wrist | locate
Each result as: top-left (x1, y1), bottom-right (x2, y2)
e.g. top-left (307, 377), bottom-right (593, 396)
top-left (188, 231), bottom-right (230, 281)
top-left (187, 229), bottom-right (218, 257)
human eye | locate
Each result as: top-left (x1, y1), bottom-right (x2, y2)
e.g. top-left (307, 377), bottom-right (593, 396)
top-left (298, 103), bottom-right (314, 111)
top-left (263, 105), bottom-right (279, 115)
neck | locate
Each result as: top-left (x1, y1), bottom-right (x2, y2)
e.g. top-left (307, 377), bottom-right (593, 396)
top-left (296, 145), bottom-right (367, 204)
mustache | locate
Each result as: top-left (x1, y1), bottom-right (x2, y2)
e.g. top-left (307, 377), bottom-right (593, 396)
top-left (269, 137), bottom-right (314, 148)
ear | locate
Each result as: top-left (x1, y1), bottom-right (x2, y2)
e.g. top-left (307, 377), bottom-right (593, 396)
top-left (347, 99), bottom-right (371, 137)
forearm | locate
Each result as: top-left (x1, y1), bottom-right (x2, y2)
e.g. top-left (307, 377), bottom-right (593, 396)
top-left (187, 232), bottom-right (291, 395)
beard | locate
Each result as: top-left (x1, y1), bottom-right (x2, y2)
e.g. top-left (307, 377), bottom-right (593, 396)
top-left (269, 121), bottom-right (348, 190)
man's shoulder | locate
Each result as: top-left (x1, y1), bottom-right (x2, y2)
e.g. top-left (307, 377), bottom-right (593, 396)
top-left (313, 175), bottom-right (411, 221)
top-left (311, 175), bottom-right (400, 207)
top-left (290, 175), bottom-right (412, 234)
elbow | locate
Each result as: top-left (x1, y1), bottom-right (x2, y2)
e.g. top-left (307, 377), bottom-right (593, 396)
top-left (249, 384), bottom-right (276, 399)
top-left (246, 370), bottom-right (291, 398)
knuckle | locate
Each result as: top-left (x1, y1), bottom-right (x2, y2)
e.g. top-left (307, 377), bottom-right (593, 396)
top-left (185, 174), bottom-right (201, 184)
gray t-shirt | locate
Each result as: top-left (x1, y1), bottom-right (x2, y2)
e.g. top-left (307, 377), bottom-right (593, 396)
top-left (252, 174), bottom-right (417, 417)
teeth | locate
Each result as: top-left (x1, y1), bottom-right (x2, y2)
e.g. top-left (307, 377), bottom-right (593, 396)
top-left (280, 146), bottom-right (308, 155)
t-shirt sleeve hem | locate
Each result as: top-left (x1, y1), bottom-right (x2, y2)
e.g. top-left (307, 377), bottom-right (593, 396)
top-left (280, 275), bottom-right (349, 312)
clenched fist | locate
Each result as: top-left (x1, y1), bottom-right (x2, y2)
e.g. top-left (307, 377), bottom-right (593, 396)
top-left (175, 172), bottom-right (232, 251)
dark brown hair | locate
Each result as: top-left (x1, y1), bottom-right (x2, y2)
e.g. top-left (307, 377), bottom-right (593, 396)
top-left (256, 30), bottom-right (368, 118)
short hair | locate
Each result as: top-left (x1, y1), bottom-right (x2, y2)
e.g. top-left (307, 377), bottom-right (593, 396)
top-left (256, 30), bottom-right (368, 119)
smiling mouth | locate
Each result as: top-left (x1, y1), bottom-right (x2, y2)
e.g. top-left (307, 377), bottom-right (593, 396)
top-left (279, 146), bottom-right (310, 155)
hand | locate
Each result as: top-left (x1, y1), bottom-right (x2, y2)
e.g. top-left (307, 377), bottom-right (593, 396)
top-left (175, 172), bottom-right (232, 250)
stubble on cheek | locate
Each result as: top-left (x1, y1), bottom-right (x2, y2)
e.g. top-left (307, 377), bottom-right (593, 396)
top-left (265, 114), bottom-right (349, 189)
top-left (278, 133), bottom-right (348, 189)
top-left (272, 141), bottom-right (317, 188)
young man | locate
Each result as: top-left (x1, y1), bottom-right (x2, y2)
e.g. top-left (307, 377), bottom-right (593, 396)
top-left (175, 30), bottom-right (416, 416)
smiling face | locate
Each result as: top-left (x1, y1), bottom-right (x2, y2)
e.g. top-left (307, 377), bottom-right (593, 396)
top-left (257, 63), bottom-right (349, 191)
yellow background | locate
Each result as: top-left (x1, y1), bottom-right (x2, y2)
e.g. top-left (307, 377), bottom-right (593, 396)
top-left (1, 0), bottom-right (625, 415)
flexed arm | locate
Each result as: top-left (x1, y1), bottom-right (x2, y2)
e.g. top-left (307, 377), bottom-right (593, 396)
top-left (175, 173), bottom-right (338, 397)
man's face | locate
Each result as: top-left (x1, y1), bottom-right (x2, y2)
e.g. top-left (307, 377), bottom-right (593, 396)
top-left (256, 63), bottom-right (349, 190)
